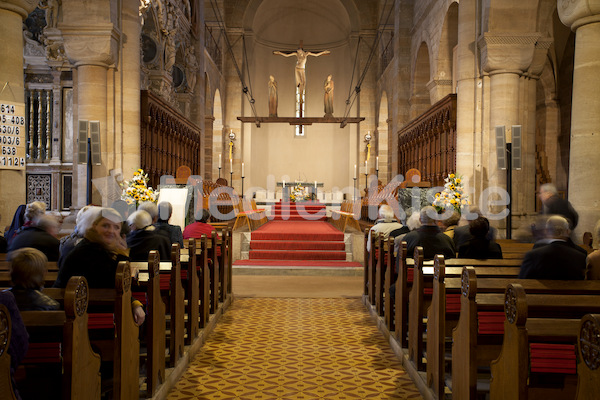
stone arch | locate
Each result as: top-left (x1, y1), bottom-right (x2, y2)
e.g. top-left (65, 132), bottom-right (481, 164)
top-left (431, 1), bottom-right (458, 103)
top-left (410, 42), bottom-right (431, 119)
top-left (378, 91), bottom-right (389, 182)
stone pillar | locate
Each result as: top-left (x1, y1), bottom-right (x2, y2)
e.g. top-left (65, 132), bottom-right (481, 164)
top-left (0, 1), bottom-right (37, 229)
top-left (60, 0), bottom-right (118, 207)
top-left (558, 0), bottom-right (600, 241)
top-left (121, 0), bottom-right (141, 176)
top-left (478, 33), bottom-right (538, 224)
top-left (454, 0), bottom-right (479, 200)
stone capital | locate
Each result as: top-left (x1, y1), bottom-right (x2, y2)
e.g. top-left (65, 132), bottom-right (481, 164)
top-left (478, 32), bottom-right (541, 75)
top-left (558, 0), bottom-right (600, 30)
top-left (0, 0), bottom-right (37, 19)
top-left (60, 23), bottom-right (120, 68)
top-left (526, 37), bottom-right (553, 78)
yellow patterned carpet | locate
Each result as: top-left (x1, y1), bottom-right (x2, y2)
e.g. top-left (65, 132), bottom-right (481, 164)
top-left (167, 297), bottom-right (422, 399)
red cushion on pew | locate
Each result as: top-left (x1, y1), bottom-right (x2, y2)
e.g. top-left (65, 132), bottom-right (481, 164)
top-left (407, 268), bottom-right (414, 283)
top-left (478, 311), bottom-right (505, 334)
top-left (530, 343), bottom-right (576, 374)
top-left (88, 313), bottom-right (114, 329)
top-left (23, 343), bottom-right (61, 364)
top-left (446, 294), bottom-right (462, 313)
top-left (160, 274), bottom-right (170, 290)
top-left (424, 288), bottom-right (433, 295)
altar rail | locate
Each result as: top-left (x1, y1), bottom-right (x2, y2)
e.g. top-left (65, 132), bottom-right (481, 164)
top-left (141, 90), bottom-right (202, 188)
top-left (397, 94), bottom-right (456, 187)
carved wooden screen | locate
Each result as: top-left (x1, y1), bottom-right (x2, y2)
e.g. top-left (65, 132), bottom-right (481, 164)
top-left (397, 94), bottom-right (456, 187)
top-left (141, 91), bottom-right (202, 188)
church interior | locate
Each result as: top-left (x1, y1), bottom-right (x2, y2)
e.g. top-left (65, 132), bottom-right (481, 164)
top-left (1, 0), bottom-right (600, 399)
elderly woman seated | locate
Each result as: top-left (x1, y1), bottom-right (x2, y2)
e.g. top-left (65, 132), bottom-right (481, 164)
top-left (126, 209), bottom-right (171, 261)
top-left (366, 204), bottom-right (407, 252)
top-left (54, 207), bottom-right (145, 325)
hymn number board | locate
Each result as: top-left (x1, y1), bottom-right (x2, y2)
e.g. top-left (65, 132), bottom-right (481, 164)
top-left (0, 103), bottom-right (26, 170)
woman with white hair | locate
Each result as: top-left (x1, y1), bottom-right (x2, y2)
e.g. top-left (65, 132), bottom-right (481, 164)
top-left (58, 205), bottom-right (98, 268)
top-left (126, 210), bottom-right (171, 261)
top-left (54, 207), bottom-right (145, 325)
top-left (366, 204), bottom-right (407, 252)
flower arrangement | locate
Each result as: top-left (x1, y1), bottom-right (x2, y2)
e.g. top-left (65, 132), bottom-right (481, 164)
top-left (289, 183), bottom-right (311, 202)
top-left (121, 168), bottom-right (158, 207)
top-left (432, 173), bottom-right (469, 214)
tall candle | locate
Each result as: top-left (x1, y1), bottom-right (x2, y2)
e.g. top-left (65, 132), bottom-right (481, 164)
top-left (376, 156), bottom-right (379, 170)
top-left (365, 160), bottom-right (368, 172)
top-left (354, 164), bottom-right (357, 179)
top-left (219, 153), bottom-right (221, 165)
top-left (242, 162), bottom-right (245, 177)
top-left (314, 180), bottom-right (317, 188)
top-left (283, 179), bottom-right (285, 188)
top-left (230, 158), bottom-right (232, 170)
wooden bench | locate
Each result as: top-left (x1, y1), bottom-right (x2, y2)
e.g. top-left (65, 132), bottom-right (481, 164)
top-left (0, 260), bottom-right (58, 271)
top-left (331, 200), bottom-right (360, 232)
top-left (495, 239), bottom-right (534, 259)
top-left (451, 269), bottom-right (600, 399)
top-left (425, 255), bottom-right (522, 398)
top-left (13, 276), bottom-right (101, 399)
top-left (574, 314), bottom-right (600, 398)
top-left (232, 198), bottom-right (267, 231)
top-left (489, 284), bottom-right (600, 399)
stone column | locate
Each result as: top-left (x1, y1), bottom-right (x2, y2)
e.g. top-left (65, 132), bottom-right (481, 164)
top-left (121, 0), bottom-right (141, 176)
top-left (478, 33), bottom-right (538, 224)
top-left (60, 0), bottom-right (118, 207)
top-left (454, 0), bottom-right (479, 200)
top-left (0, 1), bottom-right (37, 229)
top-left (559, 0), bottom-right (600, 241)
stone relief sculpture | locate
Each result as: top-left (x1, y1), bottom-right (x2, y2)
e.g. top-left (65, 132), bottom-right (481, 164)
top-left (324, 74), bottom-right (334, 116)
top-left (185, 46), bottom-right (198, 92)
top-left (39, 0), bottom-right (61, 29)
top-left (268, 75), bottom-right (278, 117)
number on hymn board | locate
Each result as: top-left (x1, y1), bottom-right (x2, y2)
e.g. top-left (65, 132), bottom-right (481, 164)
top-left (0, 104), bottom-right (15, 114)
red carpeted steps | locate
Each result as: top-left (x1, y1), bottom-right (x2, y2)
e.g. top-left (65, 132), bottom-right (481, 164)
top-left (270, 201), bottom-right (327, 221)
top-left (242, 219), bottom-right (350, 264)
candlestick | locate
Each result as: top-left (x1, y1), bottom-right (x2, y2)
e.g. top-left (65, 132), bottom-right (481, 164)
top-left (241, 177), bottom-right (244, 199)
top-left (365, 160), bottom-right (368, 172)
top-left (218, 166), bottom-right (221, 178)
top-left (364, 172), bottom-right (368, 194)
top-left (241, 162), bottom-right (245, 177)
top-left (354, 164), bottom-right (357, 179)
top-left (314, 180), bottom-right (317, 188)
top-left (230, 171), bottom-right (233, 187)
top-left (230, 158), bottom-right (232, 171)
top-left (282, 179), bottom-right (285, 188)
top-left (376, 156), bottom-right (379, 170)
top-left (353, 177), bottom-right (357, 201)
top-left (219, 153), bottom-right (222, 165)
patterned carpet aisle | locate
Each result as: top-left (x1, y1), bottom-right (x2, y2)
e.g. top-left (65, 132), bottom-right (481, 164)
top-left (167, 298), bottom-right (422, 399)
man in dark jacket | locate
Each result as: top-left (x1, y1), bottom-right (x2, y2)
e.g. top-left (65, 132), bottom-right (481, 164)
top-left (402, 206), bottom-right (456, 260)
top-left (538, 183), bottom-right (579, 229)
top-left (126, 210), bottom-right (171, 261)
top-left (7, 214), bottom-right (60, 261)
top-left (519, 215), bottom-right (586, 280)
top-left (154, 201), bottom-right (184, 247)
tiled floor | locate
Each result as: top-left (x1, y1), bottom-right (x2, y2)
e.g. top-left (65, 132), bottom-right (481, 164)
top-left (167, 297), bottom-right (422, 399)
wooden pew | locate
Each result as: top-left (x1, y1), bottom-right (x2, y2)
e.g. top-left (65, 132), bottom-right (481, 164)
top-left (331, 200), bottom-right (360, 232)
top-left (575, 314), bottom-right (600, 399)
top-left (17, 276), bottom-right (101, 400)
top-left (0, 260), bottom-right (58, 271)
top-left (495, 239), bottom-right (533, 259)
top-left (489, 284), bottom-right (600, 399)
top-left (452, 269), bottom-right (600, 400)
top-left (425, 255), bottom-right (522, 398)
top-left (167, 244), bottom-right (185, 367)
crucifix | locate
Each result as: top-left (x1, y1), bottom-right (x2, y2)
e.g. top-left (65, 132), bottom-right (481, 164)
top-left (273, 40), bottom-right (330, 118)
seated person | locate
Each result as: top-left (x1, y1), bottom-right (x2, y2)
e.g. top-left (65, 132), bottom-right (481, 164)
top-left (184, 209), bottom-right (220, 255)
top-left (394, 209), bottom-right (421, 257)
top-left (438, 211), bottom-right (460, 240)
top-left (7, 214), bottom-right (60, 261)
top-left (54, 207), bottom-right (144, 325)
top-left (0, 290), bottom-right (29, 400)
top-left (8, 247), bottom-right (59, 311)
top-left (58, 205), bottom-right (97, 269)
top-left (154, 201), bottom-right (184, 247)
top-left (586, 220), bottom-right (600, 279)
top-left (519, 215), bottom-right (586, 280)
top-left (366, 205), bottom-right (406, 252)
top-left (457, 216), bottom-right (502, 259)
top-left (126, 210), bottom-right (171, 261)
top-left (453, 206), bottom-right (497, 249)
top-left (402, 206), bottom-right (456, 260)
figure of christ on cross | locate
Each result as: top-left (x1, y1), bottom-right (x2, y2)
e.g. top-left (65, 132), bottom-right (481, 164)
top-left (273, 41), bottom-right (330, 111)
